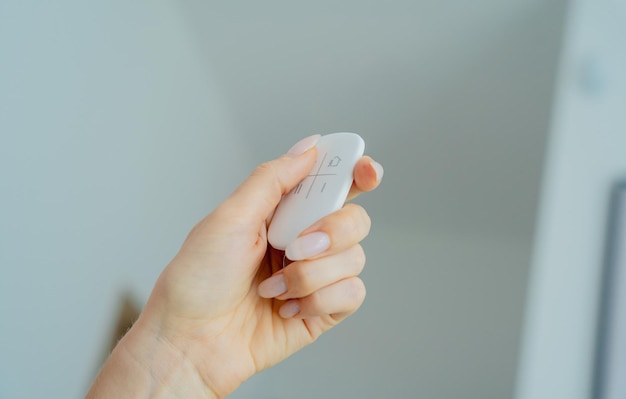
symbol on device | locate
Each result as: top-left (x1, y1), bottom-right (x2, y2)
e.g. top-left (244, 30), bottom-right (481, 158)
top-left (321, 182), bottom-right (327, 193)
top-left (294, 183), bottom-right (303, 194)
top-left (328, 156), bottom-right (342, 167)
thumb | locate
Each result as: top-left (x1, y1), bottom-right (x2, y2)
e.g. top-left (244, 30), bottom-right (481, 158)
top-left (217, 135), bottom-right (320, 225)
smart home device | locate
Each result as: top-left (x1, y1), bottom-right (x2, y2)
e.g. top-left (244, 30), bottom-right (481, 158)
top-left (268, 132), bottom-right (365, 251)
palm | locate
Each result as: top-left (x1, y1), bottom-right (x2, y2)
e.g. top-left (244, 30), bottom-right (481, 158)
top-left (88, 144), bottom-right (379, 399)
top-left (154, 215), bottom-right (335, 390)
top-left (243, 246), bottom-right (335, 371)
top-left (145, 149), bottom-right (378, 397)
top-left (206, 223), bottom-right (333, 372)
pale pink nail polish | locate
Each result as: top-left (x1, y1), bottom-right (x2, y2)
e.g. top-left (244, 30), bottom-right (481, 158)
top-left (279, 300), bottom-right (300, 318)
top-left (285, 231), bottom-right (330, 260)
top-left (287, 134), bottom-right (321, 156)
top-left (371, 160), bottom-right (384, 182)
top-left (258, 274), bottom-right (287, 298)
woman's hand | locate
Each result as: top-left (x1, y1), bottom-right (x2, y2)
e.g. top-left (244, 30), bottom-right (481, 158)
top-left (86, 135), bottom-right (383, 399)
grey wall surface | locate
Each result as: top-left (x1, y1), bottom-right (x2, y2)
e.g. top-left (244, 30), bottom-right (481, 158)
top-left (0, 1), bottom-right (567, 398)
top-left (180, 1), bottom-right (567, 398)
top-left (179, 0), bottom-right (566, 238)
top-left (234, 228), bottom-right (532, 398)
top-left (516, 0), bottom-right (626, 397)
top-left (0, 2), bottom-right (249, 398)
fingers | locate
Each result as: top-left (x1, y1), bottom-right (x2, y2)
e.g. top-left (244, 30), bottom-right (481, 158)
top-left (236, 139), bottom-right (379, 322)
top-left (347, 156), bottom-right (384, 201)
top-left (258, 244), bottom-right (367, 320)
top-left (215, 135), bottom-right (319, 224)
top-left (278, 277), bottom-right (366, 320)
top-left (258, 245), bottom-right (366, 300)
top-left (257, 192), bottom-right (371, 320)
top-left (285, 203), bottom-right (371, 261)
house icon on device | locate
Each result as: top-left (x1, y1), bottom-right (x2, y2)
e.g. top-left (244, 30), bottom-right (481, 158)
top-left (328, 156), bottom-right (342, 167)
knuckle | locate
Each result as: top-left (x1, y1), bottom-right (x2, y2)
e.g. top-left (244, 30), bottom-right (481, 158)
top-left (252, 161), bottom-right (283, 207)
top-left (307, 289), bottom-right (325, 311)
top-left (359, 207), bottom-right (372, 235)
top-left (286, 262), bottom-right (314, 296)
top-left (347, 278), bottom-right (367, 303)
top-left (342, 210), bottom-right (361, 233)
top-left (253, 160), bottom-right (275, 175)
top-left (253, 161), bottom-right (280, 188)
top-left (342, 204), bottom-right (371, 238)
top-left (351, 245), bottom-right (367, 273)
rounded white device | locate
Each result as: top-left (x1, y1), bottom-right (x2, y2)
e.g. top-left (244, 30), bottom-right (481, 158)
top-left (268, 132), bottom-right (365, 251)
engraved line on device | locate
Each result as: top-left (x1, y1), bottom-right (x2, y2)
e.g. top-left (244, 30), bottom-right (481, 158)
top-left (306, 153), bottom-right (328, 199)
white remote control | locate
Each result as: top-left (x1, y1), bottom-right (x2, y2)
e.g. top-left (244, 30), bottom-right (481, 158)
top-left (268, 132), bottom-right (365, 251)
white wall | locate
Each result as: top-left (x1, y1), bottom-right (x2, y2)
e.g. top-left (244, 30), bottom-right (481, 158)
top-left (0, 1), bottom-right (568, 398)
top-left (515, 0), bottom-right (626, 398)
top-left (230, 227), bottom-right (531, 399)
top-left (191, 2), bottom-right (566, 398)
top-left (0, 2), bottom-right (248, 398)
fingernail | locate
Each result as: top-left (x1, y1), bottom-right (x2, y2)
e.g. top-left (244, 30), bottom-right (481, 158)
top-left (287, 134), bottom-right (321, 156)
top-left (258, 274), bottom-right (287, 298)
top-left (279, 300), bottom-right (300, 318)
top-left (371, 160), bottom-right (384, 182)
top-left (285, 232), bottom-right (330, 260)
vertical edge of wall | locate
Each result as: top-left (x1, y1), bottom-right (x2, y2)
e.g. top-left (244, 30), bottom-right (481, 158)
top-left (515, 0), bottom-right (626, 398)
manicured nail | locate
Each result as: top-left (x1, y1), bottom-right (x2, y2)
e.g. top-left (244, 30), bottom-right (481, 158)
top-left (258, 274), bottom-right (287, 298)
top-left (279, 300), bottom-right (300, 318)
top-left (285, 232), bottom-right (330, 260)
top-left (371, 160), bottom-right (384, 182)
top-left (287, 134), bottom-right (321, 156)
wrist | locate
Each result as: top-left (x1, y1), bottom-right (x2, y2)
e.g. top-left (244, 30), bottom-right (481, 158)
top-left (128, 315), bottom-right (222, 399)
top-left (86, 313), bottom-right (219, 399)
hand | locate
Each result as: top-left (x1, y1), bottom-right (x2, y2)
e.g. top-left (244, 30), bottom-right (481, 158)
top-left (87, 135), bottom-right (383, 399)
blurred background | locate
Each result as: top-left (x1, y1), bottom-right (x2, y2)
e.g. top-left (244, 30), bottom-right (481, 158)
top-left (1, 0), bottom-right (625, 398)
